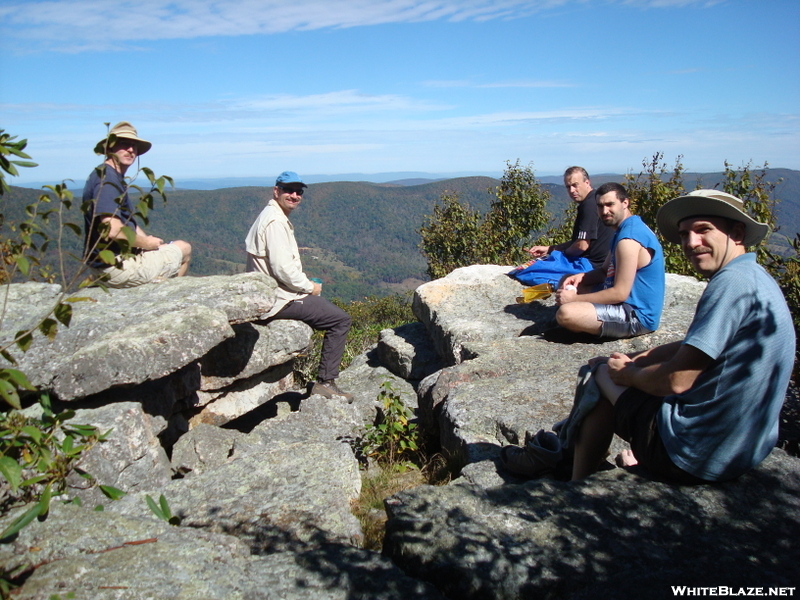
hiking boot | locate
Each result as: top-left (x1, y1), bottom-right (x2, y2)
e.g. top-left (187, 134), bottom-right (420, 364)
top-left (500, 430), bottom-right (562, 478)
top-left (311, 380), bottom-right (354, 403)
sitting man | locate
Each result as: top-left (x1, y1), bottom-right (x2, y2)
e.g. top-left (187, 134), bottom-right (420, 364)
top-left (245, 171), bottom-right (353, 402)
top-left (571, 189), bottom-right (794, 482)
top-left (82, 121), bottom-right (192, 287)
top-left (554, 182), bottom-right (664, 339)
top-left (526, 166), bottom-right (613, 269)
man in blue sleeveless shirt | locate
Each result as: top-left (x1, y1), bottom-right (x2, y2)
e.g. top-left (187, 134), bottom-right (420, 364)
top-left (572, 190), bottom-right (794, 482)
top-left (555, 182), bottom-right (665, 339)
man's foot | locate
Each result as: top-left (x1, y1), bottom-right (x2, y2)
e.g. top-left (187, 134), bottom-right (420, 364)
top-left (311, 380), bottom-right (354, 403)
top-left (499, 430), bottom-right (563, 478)
top-left (615, 449), bottom-right (639, 468)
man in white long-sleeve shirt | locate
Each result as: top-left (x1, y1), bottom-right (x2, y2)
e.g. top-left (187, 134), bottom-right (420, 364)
top-left (245, 171), bottom-right (353, 402)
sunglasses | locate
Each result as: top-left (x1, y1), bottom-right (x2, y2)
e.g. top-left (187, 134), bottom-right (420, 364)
top-left (278, 185), bottom-right (305, 196)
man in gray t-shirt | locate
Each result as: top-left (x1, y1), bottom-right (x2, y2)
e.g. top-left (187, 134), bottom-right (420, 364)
top-left (571, 189), bottom-right (794, 482)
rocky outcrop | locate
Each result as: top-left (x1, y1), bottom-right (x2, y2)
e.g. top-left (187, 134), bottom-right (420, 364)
top-left (3, 265), bottom-right (798, 599)
top-left (0, 274), bottom-right (312, 440)
top-left (2, 501), bottom-right (444, 600)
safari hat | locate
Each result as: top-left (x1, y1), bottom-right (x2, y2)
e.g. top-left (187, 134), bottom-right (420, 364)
top-left (94, 121), bottom-right (152, 156)
top-left (656, 189), bottom-right (769, 247)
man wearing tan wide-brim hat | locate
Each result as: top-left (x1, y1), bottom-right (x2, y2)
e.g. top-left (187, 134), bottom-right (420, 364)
top-left (570, 188), bottom-right (793, 483)
top-left (502, 189), bottom-right (794, 485)
top-left (82, 121), bottom-right (191, 287)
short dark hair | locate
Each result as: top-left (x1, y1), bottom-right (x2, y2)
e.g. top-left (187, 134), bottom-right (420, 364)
top-left (563, 166), bottom-right (589, 181)
top-left (595, 182), bottom-right (629, 201)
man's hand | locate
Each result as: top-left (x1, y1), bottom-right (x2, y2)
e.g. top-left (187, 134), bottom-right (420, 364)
top-left (555, 286), bottom-right (578, 305)
top-left (606, 352), bottom-right (635, 386)
top-left (311, 282), bottom-right (322, 296)
top-left (554, 273), bottom-right (583, 305)
top-left (561, 273), bottom-right (584, 289)
top-left (140, 235), bottom-right (163, 250)
top-left (526, 245), bottom-right (550, 258)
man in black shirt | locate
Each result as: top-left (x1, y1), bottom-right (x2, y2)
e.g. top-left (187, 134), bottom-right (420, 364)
top-left (526, 166), bottom-right (612, 268)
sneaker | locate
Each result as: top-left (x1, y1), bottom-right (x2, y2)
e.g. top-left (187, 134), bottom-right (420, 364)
top-left (311, 380), bottom-right (354, 403)
top-left (500, 430), bottom-right (563, 478)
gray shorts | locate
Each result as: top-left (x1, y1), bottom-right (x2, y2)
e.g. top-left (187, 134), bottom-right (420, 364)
top-left (592, 303), bottom-right (652, 339)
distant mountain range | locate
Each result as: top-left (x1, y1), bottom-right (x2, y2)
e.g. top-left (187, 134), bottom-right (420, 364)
top-left (6, 168), bottom-right (799, 302)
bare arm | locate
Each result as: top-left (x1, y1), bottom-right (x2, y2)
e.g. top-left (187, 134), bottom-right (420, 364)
top-left (606, 343), bottom-right (712, 396)
top-left (100, 217), bottom-right (163, 250)
top-left (527, 238), bottom-right (590, 258)
top-left (557, 238), bottom-right (640, 304)
top-left (561, 238), bottom-right (590, 258)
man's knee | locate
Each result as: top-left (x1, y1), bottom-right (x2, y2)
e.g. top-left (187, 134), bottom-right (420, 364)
top-left (557, 302), bottom-right (602, 335)
top-left (556, 303), bottom-right (588, 328)
top-left (172, 240), bottom-right (192, 262)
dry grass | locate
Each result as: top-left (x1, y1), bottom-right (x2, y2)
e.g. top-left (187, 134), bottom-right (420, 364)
top-left (352, 454), bottom-right (451, 551)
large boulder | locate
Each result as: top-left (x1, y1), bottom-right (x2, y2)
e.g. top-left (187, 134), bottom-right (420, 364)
top-left (413, 265), bottom-right (705, 365)
top-left (384, 449), bottom-right (800, 600)
top-left (109, 395), bottom-right (364, 550)
top-left (0, 274), bottom-right (280, 400)
top-left (64, 402), bottom-right (172, 507)
top-left (2, 502), bottom-right (444, 600)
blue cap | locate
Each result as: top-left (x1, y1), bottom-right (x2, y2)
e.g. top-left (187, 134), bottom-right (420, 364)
top-left (275, 171), bottom-right (307, 188)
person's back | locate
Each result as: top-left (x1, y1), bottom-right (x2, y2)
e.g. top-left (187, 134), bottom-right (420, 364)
top-left (657, 253), bottom-right (794, 480)
top-left (574, 189), bottom-right (613, 268)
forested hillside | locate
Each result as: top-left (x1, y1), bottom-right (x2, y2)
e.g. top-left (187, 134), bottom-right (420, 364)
top-left (5, 168), bottom-right (797, 302)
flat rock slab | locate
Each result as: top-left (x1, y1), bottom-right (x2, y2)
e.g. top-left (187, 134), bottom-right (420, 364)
top-left (384, 450), bottom-right (800, 600)
top-left (413, 265), bottom-right (705, 365)
top-left (0, 273), bottom-right (279, 400)
top-left (3, 503), bottom-right (444, 600)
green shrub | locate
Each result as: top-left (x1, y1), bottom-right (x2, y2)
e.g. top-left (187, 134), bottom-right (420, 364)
top-left (360, 380), bottom-right (419, 466)
top-left (0, 404), bottom-right (110, 540)
top-left (419, 160), bottom-right (551, 279)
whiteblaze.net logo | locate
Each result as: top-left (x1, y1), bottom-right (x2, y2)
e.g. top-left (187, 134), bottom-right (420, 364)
top-left (671, 588), bottom-right (796, 597)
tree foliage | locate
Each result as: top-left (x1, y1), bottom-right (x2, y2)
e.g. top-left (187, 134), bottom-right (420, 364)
top-left (0, 127), bottom-right (173, 564)
top-left (419, 160), bottom-right (551, 279)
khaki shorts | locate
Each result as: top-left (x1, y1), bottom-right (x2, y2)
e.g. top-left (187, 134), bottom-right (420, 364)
top-left (92, 244), bottom-right (183, 288)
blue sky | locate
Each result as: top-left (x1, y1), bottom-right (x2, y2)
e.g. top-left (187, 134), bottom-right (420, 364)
top-left (2, 0), bottom-right (798, 187)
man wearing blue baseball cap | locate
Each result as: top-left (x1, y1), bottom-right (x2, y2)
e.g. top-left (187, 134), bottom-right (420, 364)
top-left (245, 171), bottom-right (353, 402)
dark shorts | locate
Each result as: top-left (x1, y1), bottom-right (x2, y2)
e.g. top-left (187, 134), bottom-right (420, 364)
top-left (614, 388), bottom-right (707, 485)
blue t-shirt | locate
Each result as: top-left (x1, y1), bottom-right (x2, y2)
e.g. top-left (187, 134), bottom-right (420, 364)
top-left (82, 164), bottom-right (137, 268)
top-left (658, 253), bottom-right (795, 481)
top-left (603, 215), bottom-right (665, 331)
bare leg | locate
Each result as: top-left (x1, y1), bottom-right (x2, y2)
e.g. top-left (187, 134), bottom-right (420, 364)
top-left (571, 396), bottom-right (615, 480)
top-left (556, 302), bottom-right (602, 335)
top-left (571, 363), bottom-right (630, 480)
top-left (172, 240), bottom-right (192, 277)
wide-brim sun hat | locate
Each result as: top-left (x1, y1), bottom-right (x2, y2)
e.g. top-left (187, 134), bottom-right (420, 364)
top-left (656, 189), bottom-right (769, 247)
top-left (93, 121), bottom-right (152, 156)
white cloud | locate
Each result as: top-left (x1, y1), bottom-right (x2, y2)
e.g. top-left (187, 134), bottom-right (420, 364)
top-left (0, 0), bottom-right (725, 52)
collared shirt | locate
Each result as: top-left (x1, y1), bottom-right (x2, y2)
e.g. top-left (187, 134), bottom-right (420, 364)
top-left (245, 199), bottom-right (314, 317)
